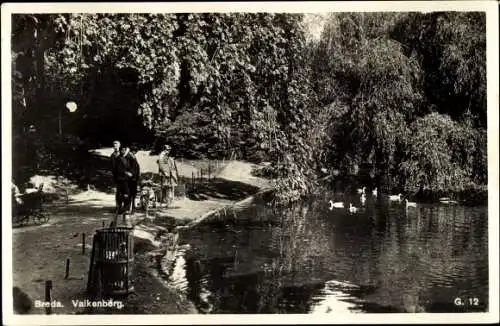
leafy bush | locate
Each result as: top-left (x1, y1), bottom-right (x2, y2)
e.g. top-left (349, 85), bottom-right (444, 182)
top-left (311, 12), bottom-right (486, 199)
top-left (399, 113), bottom-right (472, 193)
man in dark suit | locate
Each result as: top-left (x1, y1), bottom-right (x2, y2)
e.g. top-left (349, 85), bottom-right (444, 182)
top-left (125, 145), bottom-right (140, 213)
top-left (110, 140), bottom-right (121, 212)
top-left (115, 146), bottom-right (134, 214)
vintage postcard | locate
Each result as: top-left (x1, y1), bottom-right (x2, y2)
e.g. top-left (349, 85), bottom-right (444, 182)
top-left (2, 1), bottom-right (499, 325)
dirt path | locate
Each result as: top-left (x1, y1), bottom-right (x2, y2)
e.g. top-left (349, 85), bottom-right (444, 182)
top-left (217, 161), bottom-right (273, 189)
top-left (11, 158), bottom-right (273, 315)
top-left (90, 148), bottom-right (272, 185)
top-left (13, 206), bottom-right (112, 315)
top-left (90, 148), bottom-right (217, 178)
top-left (88, 149), bottom-right (273, 227)
top-left (12, 200), bottom-right (198, 314)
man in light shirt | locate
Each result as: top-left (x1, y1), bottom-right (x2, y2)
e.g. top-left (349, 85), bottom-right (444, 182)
top-left (157, 144), bottom-right (179, 206)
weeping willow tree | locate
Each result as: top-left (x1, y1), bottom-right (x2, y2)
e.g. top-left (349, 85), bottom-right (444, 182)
top-left (312, 13), bottom-right (422, 192)
top-left (311, 12), bottom-right (486, 199)
top-left (393, 12), bottom-right (487, 197)
top-left (399, 113), bottom-right (478, 194)
top-left (391, 12), bottom-right (486, 127)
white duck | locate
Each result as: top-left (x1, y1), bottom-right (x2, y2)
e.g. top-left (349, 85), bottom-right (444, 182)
top-left (405, 199), bottom-right (417, 209)
top-left (439, 197), bottom-right (458, 204)
top-left (360, 193), bottom-right (366, 205)
top-left (348, 203), bottom-right (359, 214)
top-left (357, 186), bottom-right (366, 194)
top-left (329, 200), bottom-right (344, 210)
top-left (388, 193), bottom-right (403, 201)
top-left (372, 188), bottom-right (378, 197)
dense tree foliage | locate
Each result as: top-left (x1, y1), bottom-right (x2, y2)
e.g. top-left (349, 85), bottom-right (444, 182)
top-left (311, 12), bottom-right (486, 199)
top-left (399, 113), bottom-right (480, 193)
top-left (11, 12), bottom-right (487, 201)
top-left (391, 12), bottom-right (486, 127)
top-left (312, 13), bottom-right (422, 182)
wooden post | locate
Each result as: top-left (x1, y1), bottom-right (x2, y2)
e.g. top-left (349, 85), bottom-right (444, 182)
top-left (86, 235), bottom-right (97, 294)
top-left (102, 221), bottom-right (105, 228)
top-left (113, 212), bottom-right (118, 227)
top-left (82, 233), bottom-right (86, 255)
top-left (58, 108), bottom-right (62, 137)
top-left (208, 164), bottom-right (211, 180)
top-left (65, 259), bottom-right (70, 279)
top-left (191, 171), bottom-right (194, 189)
top-left (45, 280), bottom-right (52, 315)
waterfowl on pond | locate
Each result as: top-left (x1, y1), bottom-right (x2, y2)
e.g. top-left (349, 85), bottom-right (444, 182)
top-left (439, 197), bottom-right (458, 204)
top-left (360, 193), bottom-right (366, 205)
top-left (329, 200), bottom-right (344, 210)
top-left (348, 203), bottom-right (359, 214)
top-left (405, 199), bottom-right (417, 209)
top-left (372, 188), bottom-right (378, 197)
top-left (388, 193), bottom-right (403, 201)
top-left (357, 187), bottom-right (366, 194)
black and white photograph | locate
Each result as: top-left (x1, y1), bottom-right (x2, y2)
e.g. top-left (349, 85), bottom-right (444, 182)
top-left (2, 1), bottom-right (498, 324)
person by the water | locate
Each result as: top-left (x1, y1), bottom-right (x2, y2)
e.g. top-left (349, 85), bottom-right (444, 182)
top-left (110, 140), bottom-right (121, 212)
top-left (125, 145), bottom-right (140, 213)
top-left (157, 144), bottom-right (179, 206)
top-left (115, 145), bottom-right (134, 214)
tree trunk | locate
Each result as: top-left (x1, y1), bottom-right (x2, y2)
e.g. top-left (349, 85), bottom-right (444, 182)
top-left (375, 146), bottom-right (391, 196)
top-left (33, 22), bottom-right (46, 122)
top-left (174, 14), bottom-right (190, 120)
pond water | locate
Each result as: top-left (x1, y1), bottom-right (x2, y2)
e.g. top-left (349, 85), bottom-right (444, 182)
top-left (162, 195), bottom-right (488, 314)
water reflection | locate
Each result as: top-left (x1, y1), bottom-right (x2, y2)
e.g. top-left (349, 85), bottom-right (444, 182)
top-left (309, 280), bottom-right (365, 313)
top-left (166, 197), bottom-right (488, 313)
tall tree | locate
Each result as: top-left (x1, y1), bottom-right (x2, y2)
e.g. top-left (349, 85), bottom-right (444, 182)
top-left (392, 12), bottom-right (486, 127)
top-left (312, 13), bottom-right (422, 191)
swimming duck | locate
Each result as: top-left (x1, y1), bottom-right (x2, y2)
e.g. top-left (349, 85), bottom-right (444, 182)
top-left (439, 197), bottom-right (458, 204)
top-left (348, 203), bottom-right (359, 214)
top-left (329, 200), bottom-right (344, 210)
top-left (357, 187), bottom-right (366, 194)
top-left (388, 193), bottom-right (403, 201)
top-left (405, 199), bottom-right (417, 209)
top-left (360, 193), bottom-right (366, 205)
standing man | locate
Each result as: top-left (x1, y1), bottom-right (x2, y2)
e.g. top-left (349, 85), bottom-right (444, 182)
top-left (125, 145), bottom-right (140, 213)
top-left (115, 145), bottom-right (134, 215)
top-left (110, 140), bottom-right (121, 213)
top-left (157, 144), bottom-right (179, 206)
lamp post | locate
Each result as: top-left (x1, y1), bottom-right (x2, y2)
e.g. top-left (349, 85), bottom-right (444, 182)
top-left (59, 101), bottom-right (78, 136)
